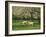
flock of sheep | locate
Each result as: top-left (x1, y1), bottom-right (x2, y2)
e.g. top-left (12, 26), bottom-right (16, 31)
top-left (22, 21), bottom-right (34, 26)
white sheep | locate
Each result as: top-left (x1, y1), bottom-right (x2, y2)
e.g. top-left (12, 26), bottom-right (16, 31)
top-left (28, 22), bottom-right (34, 26)
top-left (22, 21), bottom-right (34, 26)
top-left (22, 21), bottom-right (27, 25)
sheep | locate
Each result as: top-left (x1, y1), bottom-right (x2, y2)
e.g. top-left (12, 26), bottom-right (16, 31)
top-left (22, 21), bottom-right (27, 25)
top-left (22, 21), bottom-right (34, 26)
top-left (28, 22), bottom-right (34, 26)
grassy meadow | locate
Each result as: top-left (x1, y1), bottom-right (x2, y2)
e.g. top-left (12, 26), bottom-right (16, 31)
top-left (12, 19), bottom-right (40, 30)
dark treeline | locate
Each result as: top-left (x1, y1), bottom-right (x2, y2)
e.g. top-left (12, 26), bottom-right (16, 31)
top-left (12, 15), bottom-right (40, 20)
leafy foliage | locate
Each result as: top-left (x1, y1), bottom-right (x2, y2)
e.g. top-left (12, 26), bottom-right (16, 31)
top-left (12, 6), bottom-right (40, 20)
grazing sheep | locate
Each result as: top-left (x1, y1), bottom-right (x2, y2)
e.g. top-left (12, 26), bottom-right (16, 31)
top-left (28, 22), bottom-right (34, 26)
top-left (22, 21), bottom-right (34, 26)
top-left (22, 21), bottom-right (28, 25)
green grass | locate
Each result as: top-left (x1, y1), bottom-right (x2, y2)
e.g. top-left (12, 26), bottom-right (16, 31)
top-left (12, 20), bottom-right (40, 30)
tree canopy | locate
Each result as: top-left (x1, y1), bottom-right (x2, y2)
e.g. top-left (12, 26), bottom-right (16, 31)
top-left (12, 6), bottom-right (40, 20)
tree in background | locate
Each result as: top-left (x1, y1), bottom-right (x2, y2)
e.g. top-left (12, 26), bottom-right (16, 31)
top-left (12, 6), bottom-right (40, 21)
